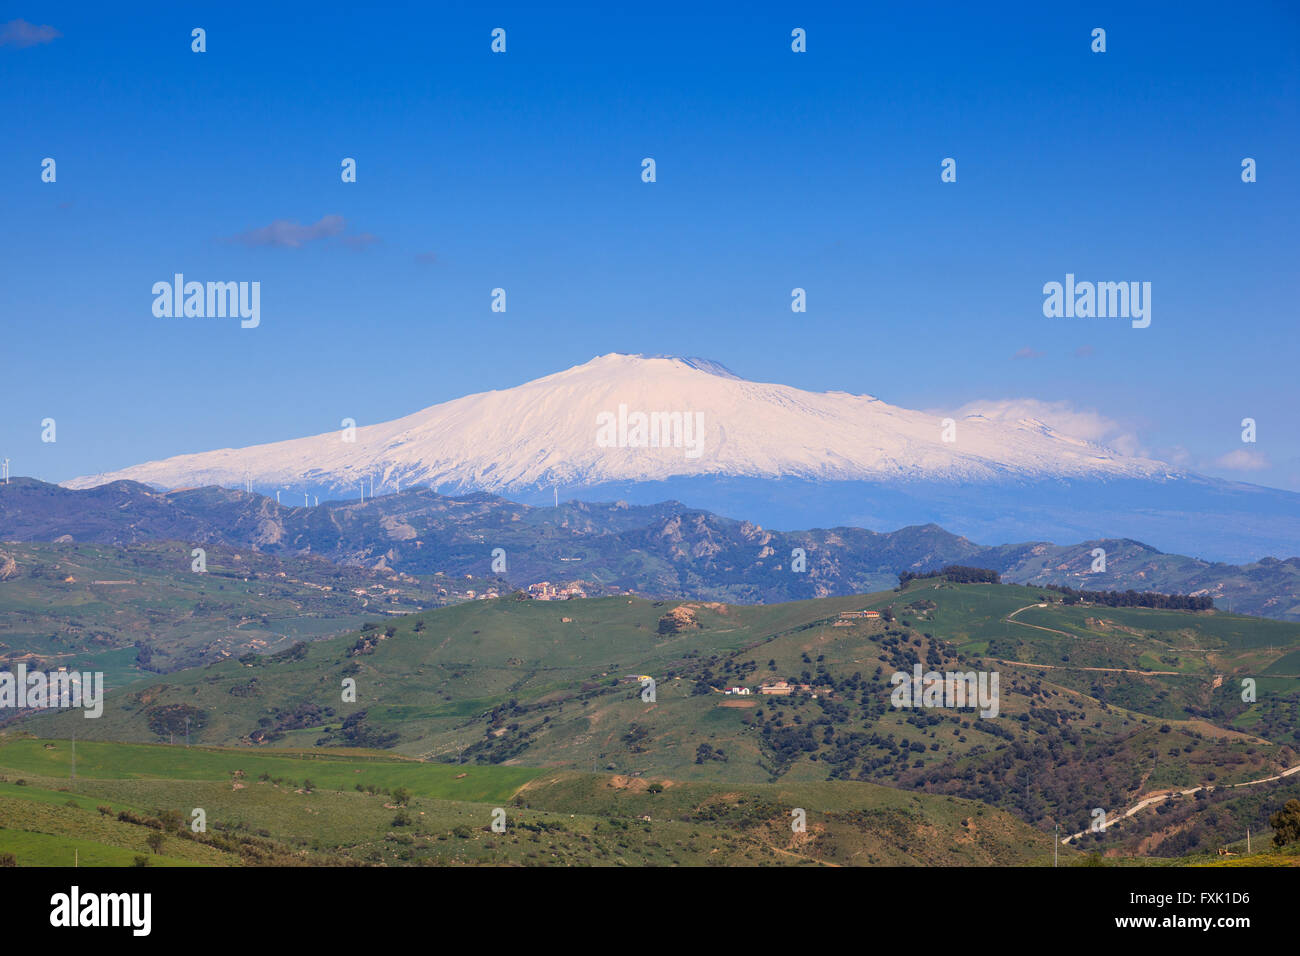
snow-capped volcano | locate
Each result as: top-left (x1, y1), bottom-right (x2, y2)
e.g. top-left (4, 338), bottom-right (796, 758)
top-left (65, 353), bottom-right (1171, 494)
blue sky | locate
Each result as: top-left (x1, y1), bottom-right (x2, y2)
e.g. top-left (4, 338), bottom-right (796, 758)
top-left (3, 1), bottom-right (1298, 490)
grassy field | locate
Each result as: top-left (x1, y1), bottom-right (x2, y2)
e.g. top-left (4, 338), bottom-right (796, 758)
top-left (0, 738), bottom-right (538, 802)
top-left (0, 733), bottom-right (1061, 867)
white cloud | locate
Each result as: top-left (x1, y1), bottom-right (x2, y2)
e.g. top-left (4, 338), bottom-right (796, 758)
top-left (1210, 448), bottom-right (1271, 471)
top-left (948, 398), bottom-right (1147, 457)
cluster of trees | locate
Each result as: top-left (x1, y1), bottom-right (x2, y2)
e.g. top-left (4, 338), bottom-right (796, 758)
top-left (758, 717), bottom-right (820, 773)
top-left (1271, 799), bottom-right (1300, 847)
top-left (695, 743), bottom-right (728, 764)
top-left (1044, 585), bottom-right (1213, 611)
top-left (145, 703), bottom-right (207, 738)
top-left (257, 699), bottom-right (334, 737)
top-left (622, 723), bottom-right (650, 753)
top-left (898, 566), bottom-right (1001, 586)
top-left (333, 710), bottom-right (399, 749)
top-left (310, 710), bottom-right (397, 748)
top-left (134, 642), bottom-right (157, 671)
top-left (107, 801), bottom-right (335, 865)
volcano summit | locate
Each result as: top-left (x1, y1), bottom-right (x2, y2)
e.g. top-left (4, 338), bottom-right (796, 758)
top-left (64, 354), bottom-right (1299, 562)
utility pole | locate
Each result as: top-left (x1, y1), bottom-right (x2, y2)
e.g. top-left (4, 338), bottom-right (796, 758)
top-left (1054, 824), bottom-right (1059, 867)
top-left (71, 728), bottom-right (75, 783)
top-left (1247, 827), bottom-right (1251, 854)
top-left (185, 715), bottom-right (191, 748)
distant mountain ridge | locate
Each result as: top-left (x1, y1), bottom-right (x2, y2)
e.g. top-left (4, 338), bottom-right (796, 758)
top-left (4, 477), bottom-right (1298, 621)
top-left (56, 354), bottom-right (1300, 562)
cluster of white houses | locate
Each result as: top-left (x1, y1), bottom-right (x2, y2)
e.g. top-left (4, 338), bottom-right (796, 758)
top-left (526, 581), bottom-right (589, 600)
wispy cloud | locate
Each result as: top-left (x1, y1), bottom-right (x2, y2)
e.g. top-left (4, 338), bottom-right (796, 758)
top-left (1211, 448), bottom-right (1271, 471)
top-left (414, 251), bottom-right (438, 265)
top-left (343, 232), bottom-right (381, 250)
top-left (1012, 347), bottom-right (1044, 360)
top-left (227, 214), bottom-right (346, 248)
top-left (0, 18), bottom-right (60, 48)
top-left (945, 401), bottom-right (1281, 482)
top-left (949, 397), bottom-right (1147, 457)
top-left (1073, 345), bottom-right (1095, 358)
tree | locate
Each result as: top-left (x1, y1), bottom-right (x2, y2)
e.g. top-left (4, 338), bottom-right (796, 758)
top-left (1270, 799), bottom-right (1300, 847)
top-left (146, 832), bottom-right (165, 854)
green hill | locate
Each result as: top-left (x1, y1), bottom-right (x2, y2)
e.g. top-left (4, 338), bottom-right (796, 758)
top-left (20, 579), bottom-right (1300, 860)
top-left (0, 540), bottom-right (497, 679)
top-left (0, 736), bottom-right (1056, 867)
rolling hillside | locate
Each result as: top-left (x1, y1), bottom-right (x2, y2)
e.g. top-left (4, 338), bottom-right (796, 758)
top-left (0, 737), bottom-right (1054, 867)
top-left (21, 579), bottom-right (1300, 858)
top-left (0, 540), bottom-right (498, 681)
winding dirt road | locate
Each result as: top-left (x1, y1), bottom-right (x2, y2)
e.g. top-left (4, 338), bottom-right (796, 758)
top-left (1061, 762), bottom-right (1300, 844)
